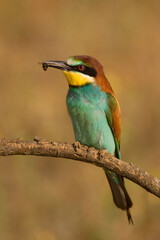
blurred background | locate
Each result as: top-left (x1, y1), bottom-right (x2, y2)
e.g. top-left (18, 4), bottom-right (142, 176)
top-left (0, 0), bottom-right (160, 239)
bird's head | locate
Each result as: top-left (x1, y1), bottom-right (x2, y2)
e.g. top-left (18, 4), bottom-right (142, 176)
top-left (42, 55), bottom-right (106, 87)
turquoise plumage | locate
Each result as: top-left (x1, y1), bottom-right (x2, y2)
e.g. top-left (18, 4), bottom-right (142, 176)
top-left (42, 55), bottom-right (133, 224)
top-left (66, 83), bottom-right (132, 222)
top-left (67, 85), bottom-right (115, 153)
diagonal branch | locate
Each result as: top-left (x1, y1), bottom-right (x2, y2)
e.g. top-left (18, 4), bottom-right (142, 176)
top-left (0, 138), bottom-right (159, 198)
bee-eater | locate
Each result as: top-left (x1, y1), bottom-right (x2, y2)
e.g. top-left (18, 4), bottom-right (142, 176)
top-left (42, 55), bottom-right (133, 224)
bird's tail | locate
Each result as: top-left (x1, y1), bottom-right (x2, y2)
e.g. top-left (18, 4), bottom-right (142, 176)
top-left (105, 171), bottom-right (133, 224)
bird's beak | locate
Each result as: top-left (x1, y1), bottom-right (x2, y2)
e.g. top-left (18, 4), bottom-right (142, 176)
top-left (41, 61), bottom-right (71, 72)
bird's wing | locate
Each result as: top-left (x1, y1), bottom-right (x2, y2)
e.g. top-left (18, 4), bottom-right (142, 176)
top-left (105, 93), bottom-right (133, 221)
top-left (105, 93), bottom-right (121, 159)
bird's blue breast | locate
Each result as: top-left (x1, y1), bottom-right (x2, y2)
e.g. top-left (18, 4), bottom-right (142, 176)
top-left (66, 84), bottom-right (115, 154)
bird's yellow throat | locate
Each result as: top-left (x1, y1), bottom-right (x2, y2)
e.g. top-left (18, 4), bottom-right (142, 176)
top-left (63, 71), bottom-right (94, 86)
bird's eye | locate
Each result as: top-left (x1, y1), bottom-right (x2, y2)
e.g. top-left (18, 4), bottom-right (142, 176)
top-left (78, 65), bottom-right (85, 71)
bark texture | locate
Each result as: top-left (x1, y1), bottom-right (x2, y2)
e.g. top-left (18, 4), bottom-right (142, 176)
top-left (0, 138), bottom-right (159, 198)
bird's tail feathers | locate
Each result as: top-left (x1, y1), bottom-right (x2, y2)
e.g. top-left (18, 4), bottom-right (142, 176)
top-left (105, 171), bottom-right (133, 224)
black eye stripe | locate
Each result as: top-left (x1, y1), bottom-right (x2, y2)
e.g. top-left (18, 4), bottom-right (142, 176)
top-left (71, 65), bottom-right (97, 77)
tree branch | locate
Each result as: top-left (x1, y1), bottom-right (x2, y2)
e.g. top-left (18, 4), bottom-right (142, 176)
top-left (0, 138), bottom-right (159, 198)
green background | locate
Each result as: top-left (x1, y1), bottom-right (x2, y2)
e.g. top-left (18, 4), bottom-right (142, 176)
top-left (0, 0), bottom-right (159, 239)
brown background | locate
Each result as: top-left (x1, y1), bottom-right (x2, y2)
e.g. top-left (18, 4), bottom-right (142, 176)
top-left (0, 0), bottom-right (159, 239)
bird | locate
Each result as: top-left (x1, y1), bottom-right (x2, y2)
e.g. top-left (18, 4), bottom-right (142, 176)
top-left (41, 55), bottom-right (133, 224)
